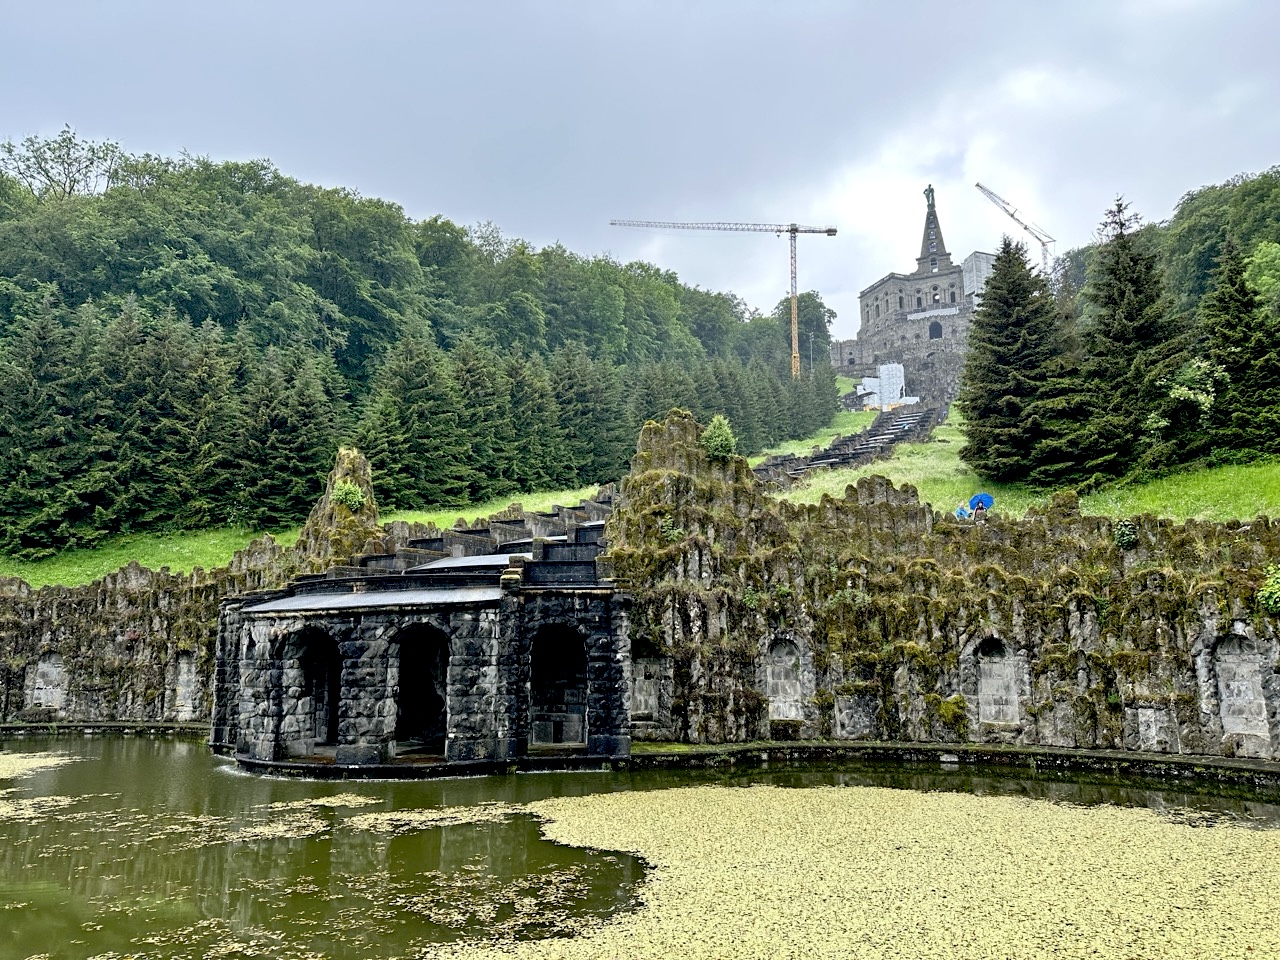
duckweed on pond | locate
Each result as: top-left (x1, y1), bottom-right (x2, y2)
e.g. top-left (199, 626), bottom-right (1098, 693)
top-left (443, 784), bottom-right (1280, 960)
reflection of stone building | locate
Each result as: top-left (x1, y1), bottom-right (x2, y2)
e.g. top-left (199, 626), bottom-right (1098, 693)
top-left (831, 187), bottom-right (994, 403)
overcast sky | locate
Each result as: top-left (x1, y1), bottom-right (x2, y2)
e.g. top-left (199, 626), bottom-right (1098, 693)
top-left (3, 0), bottom-right (1276, 339)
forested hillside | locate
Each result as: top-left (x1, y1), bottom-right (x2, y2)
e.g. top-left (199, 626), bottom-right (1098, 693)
top-left (959, 166), bottom-right (1280, 489)
top-left (0, 128), bottom-right (838, 558)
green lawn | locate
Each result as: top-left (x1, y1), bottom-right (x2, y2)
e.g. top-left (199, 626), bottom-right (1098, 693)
top-left (0, 485), bottom-right (606, 589)
top-left (781, 417), bottom-right (1280, 523)
top-left (0, 525), bottom-right (301, 590)
top-left (382, 486), bottom-right (604, 530)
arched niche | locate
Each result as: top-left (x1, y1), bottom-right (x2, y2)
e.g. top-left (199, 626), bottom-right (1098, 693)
top-left (530, 625), bottom-right (588, 745)
top-left (173, 650), bottom-right (198, 722)
top-left (629, 632), bottom-right (666, 724)
top-left (928, 320), bottom-right (943, 340)
top-left (27, 652), bottom-right (67, 712)
top-left (1212, 633), bottom-right (1272, 757)
top-left (390, 623), bottom-right (450, 756)
top-left (766, 640), bottom-right (803, 721)
top-left (295, 627), bottom-right (342, 748)
top-left (977, 636), bottom-right (1018, 725)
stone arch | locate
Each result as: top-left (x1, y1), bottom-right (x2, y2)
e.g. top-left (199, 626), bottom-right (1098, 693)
top-left (766, 639), bottom-right (804, 721)
top-left (928, 320), bottom-right (943, 339)
top-left (977, 636), bottom-right (1018, 725)
top-left (292, 626), bottom-right (343, 749)
top-left (530, 623), bottom-right (588, 745)
top-left (389, 622), bottom-right (450, 756)
top-left (1209, 632), bottom-right (1272, 758)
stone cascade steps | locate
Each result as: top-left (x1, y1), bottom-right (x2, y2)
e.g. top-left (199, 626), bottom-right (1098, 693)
top-left (320, 496), bottom-right (619, 591)
top-left (753, 407), bottom-right (938, 487)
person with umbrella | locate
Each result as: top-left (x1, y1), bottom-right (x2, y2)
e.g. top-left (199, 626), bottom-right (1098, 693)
top-left (969, 492), bottom-right (994, 522)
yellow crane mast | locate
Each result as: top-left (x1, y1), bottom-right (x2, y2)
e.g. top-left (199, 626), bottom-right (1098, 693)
top-left (610, 219), bottom-right (838, 378)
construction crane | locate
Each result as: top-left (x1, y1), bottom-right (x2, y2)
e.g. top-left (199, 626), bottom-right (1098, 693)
top-left (974, 183), bottom-right (1055, 274)
top-left (610, 219), bottom-right (837, 378)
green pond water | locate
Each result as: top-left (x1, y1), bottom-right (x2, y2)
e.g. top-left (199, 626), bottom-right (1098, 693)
top-left (4, 737), bottom-right (1280, 960)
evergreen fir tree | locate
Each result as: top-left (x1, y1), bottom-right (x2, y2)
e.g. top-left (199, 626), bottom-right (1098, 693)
top-left (1202, 237), bottom-right (1280, 457)
top-left (957, 237), bottom-right (1057, 482)
top-left (0, 303), bottom-right (117, 556)
top-left (447, 336), bottom-right (516, 502)
top-left (233, 349), bottom-right (340, 527)
top-left (504, 352), bottom-right (568, 491)
top-left (1072, 199), bottom-right (1178, 482)
top-left (353, 334), bottom-right (475, 510)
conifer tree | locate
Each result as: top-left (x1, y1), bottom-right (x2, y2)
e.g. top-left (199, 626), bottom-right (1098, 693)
top-left (1201, 237), bottom-right (1280, 457)
top-left (447, 336), bottom-right (517, 502)
top-left (957, 237), bottom-right (1057, 482)
top-left (0, 306), bottom-right (117, 556)
top-left (234, 349), bottom-right (340, 527)
top-left (504, 352), bottom-right (568, 491)
top-left (1073, 200), bottom-right (1178, 481)
top-left (354, 334), bottom-right (475, 510)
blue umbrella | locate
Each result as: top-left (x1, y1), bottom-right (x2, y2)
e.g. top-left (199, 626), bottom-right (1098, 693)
top-left (969, 492), bottom-right (994, 511)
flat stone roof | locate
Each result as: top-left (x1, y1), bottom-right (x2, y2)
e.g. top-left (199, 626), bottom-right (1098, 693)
top-left (243, 586), bottom-right (504, 614)
top-left (405, 553), bottom-right (530, 572)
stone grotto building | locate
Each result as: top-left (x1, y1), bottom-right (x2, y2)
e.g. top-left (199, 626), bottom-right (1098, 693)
top-left (211, 506), bottom-right (632, 767)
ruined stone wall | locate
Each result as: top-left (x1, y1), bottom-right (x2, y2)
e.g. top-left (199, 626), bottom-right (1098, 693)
top-left (0, 450), bottom-right (443, 725)
top-left (606, 411), bottom-right (1280, 759)
top-left (0, 540), bottom-right (292, 725)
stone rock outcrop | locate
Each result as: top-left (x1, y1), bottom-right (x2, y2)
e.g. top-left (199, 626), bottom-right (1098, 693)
top-left (606, 410), bottom-right (1280, 760)
top-left (291, 447), bottom-right (383, 575)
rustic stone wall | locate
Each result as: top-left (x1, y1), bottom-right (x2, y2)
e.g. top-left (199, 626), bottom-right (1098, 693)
top-left (0, 541), bottom-right (290, 724)
top-left (0, 450), bottom-right (441, 726)
top-left (606, 411), bottom-right (1280, 759)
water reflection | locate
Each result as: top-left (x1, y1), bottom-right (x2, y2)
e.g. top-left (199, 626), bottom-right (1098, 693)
top-left (2, 737), bottom-right (1279, 959)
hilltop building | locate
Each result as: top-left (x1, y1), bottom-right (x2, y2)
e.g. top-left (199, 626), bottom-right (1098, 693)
top-left (831, 186), bottom-right (994, 403)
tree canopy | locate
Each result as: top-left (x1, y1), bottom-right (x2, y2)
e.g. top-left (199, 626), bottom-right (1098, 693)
top-left (0, 129), bottom-right (839, 557)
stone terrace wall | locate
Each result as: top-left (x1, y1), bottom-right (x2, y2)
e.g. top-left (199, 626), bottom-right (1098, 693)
top-left (0, 450), bottom-right (448, 724)
top-left (606, 411), bottom-right (1280, 759)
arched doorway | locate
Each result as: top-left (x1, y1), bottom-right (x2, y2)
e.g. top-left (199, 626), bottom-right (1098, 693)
top-left (298, 628), bottom-right (342, 746)
top-left (392, 624), bottom-right (449, 755)
top-left (530, 626), bottom-right (588, 745)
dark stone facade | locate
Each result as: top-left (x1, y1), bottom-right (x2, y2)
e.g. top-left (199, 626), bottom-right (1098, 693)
top-left (212, 564), bottom-right (631, 766)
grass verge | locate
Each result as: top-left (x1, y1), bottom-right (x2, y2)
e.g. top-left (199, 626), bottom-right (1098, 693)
top-left (781, 416), bottom-right (1280, 523)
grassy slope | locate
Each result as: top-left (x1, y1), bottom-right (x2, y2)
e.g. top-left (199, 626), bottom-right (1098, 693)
top-left (0, 487), bottom-right (606, 589)
top-left (781, 417), bottom-right (1280, 523)
top-left (9, 408), bottom-right (1276, 589)
top-left (748, 409), bottom-right (879, 466)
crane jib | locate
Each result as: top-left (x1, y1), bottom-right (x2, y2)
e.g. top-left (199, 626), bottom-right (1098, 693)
top-left (609, 217), bottom-right (839, 379)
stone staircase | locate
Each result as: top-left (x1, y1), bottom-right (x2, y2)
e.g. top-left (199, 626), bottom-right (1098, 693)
top-left (752, 406), bottom-right (941, 488)
top-left (293, 491), bottom-right (618, 592)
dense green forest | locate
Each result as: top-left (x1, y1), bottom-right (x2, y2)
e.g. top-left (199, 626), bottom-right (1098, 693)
top-left (0, 128), bottom-right (838, 558)
top-left (959, 166), bottom-right (1280, 489)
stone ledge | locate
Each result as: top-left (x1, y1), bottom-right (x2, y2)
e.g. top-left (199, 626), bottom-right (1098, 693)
top-left (626, 740), bottom-right (1280, 788)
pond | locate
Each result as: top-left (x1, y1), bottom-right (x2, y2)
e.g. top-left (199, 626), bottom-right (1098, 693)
top-left (5, 737), bottom-right (1280, 959)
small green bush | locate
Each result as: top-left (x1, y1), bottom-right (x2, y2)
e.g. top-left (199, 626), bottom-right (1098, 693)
top-left (331, 480), bottom-right (367, 512)
top-left (1259, 565), bottom-right (1280, 615)
top-left (1113, 519), bottom-right (1139, 550)
top-left (700, 414), bottom-right (738, 461)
